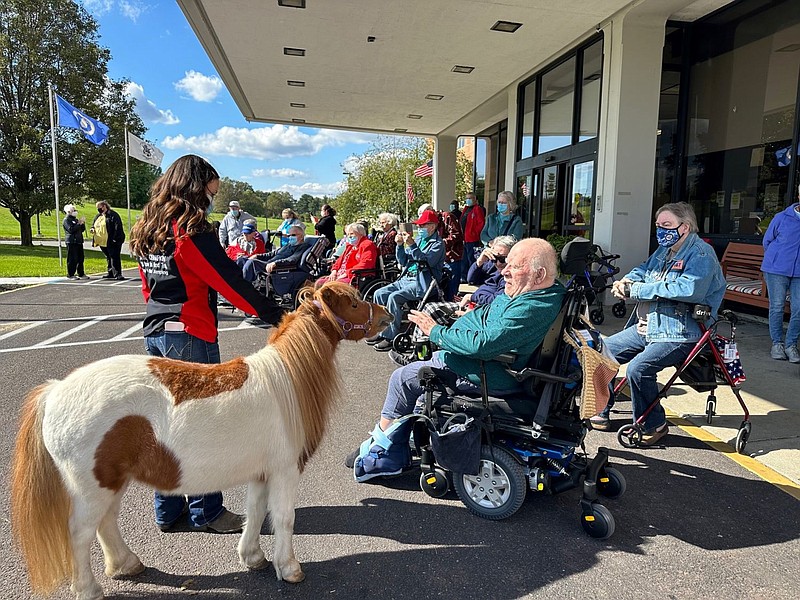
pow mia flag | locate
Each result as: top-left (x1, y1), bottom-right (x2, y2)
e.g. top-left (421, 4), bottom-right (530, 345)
top-left (127, 131), bottom-right (164, 167)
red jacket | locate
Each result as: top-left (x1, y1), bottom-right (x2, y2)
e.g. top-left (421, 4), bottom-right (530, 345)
top-left (225, 236), bottom-right (266, 261)
top-left (333, 236), bottom-right (378, 281)
top-left (461, 205), bottom-right (485, 243)
top-left (438, 211), bottom-right (464, 262)
top-left (138, 222), bottom-right (280, 342)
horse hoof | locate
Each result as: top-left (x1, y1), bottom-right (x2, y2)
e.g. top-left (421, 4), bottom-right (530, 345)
top-left (246, 557), bottom-right (269, 571)
top-left (107, 557), bottom-right (145, 579)
top-left (280, 567), bottom-right (305, 583)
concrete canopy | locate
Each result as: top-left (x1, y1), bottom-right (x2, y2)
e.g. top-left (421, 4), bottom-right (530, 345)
top-left (177, 0), bottom-right (642, 137)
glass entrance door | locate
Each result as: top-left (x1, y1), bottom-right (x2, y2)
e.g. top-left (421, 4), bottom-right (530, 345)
top-left (539, 164), bottom-right (566, 238)
top-left (566, 160), bottom-right (594, 238)
top-left (527, 157), bottom-right (595, 239)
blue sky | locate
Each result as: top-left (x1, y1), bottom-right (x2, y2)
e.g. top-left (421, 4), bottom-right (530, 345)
top-left (82, 0), bottom-right (389, 198)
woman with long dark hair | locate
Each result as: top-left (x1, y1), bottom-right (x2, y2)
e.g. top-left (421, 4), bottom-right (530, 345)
top-left (130, 154), bottom-right (282, 533)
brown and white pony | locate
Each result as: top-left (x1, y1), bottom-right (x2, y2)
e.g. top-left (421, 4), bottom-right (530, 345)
top-left (10, 282), bottom-right (391, 600)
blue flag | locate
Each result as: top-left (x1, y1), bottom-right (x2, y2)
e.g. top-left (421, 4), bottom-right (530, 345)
top-left (55, 94), bottom-right (109, 145)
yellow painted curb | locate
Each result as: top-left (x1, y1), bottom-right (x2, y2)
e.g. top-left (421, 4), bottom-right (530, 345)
top-left (665, 409), bottom-right (800, 502)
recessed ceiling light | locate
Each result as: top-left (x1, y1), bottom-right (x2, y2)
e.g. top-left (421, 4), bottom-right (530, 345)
top-left (776, 43), bottom-right (800, 52)
top-left (287, 80), bottom-right (305, 87)
top-left (284, 47), bottom-right (306, 57)
top-left (290, 102), bottom-right (306, 108)
top-left (278, 0), bottom-right (306, 8)
top-left (451, 65), bottom-right (475, 74)
top-left (292, 118), bottom-right (306, 123)
top-left (425, 94), bottom-right (444, 101)
top-left (367, 36), bottom-right (376, 43)
top-left (490, 20), bottom-right (523, 33)
top-left (394, 128), bottom-right (408, 133)
top-left (407, 114), bottom-right (423, 119)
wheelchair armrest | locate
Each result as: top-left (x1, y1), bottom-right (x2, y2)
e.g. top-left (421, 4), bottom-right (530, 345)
top-left (506, 366), bottom-right (576, 385)
top-left (493, 353), bottom-right (517, 364)
top-left (351, 268), bottom-right (378, 277)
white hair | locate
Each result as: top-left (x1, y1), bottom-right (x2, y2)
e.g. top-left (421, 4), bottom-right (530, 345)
top-left (346, 223), bottom-right (367, 236)
top-left (378, 213), bottom-right (399, 227)
top-left (63, 204), bottom-right (76, 214)
top-left (418, 203), bottom-right (433, 216)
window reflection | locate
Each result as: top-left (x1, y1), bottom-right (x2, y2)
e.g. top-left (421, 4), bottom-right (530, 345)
top-left (539, 57), bottom-right (576, 154)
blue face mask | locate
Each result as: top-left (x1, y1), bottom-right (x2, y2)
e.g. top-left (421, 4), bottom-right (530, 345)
top-left (287, 235), bottom-right (298, 246)
top-left (449, 204), bottom-right (456, 212)
top-left (417, 227), bottom-right (430, 240)
top-left (656, 225), bottom-right (683, 248)
top-left (497, 202), bottom-right (508, 214)
top-left (346, 235), bottom-right (358, 245)
top-left (465, 199), bottom-right (474, 207)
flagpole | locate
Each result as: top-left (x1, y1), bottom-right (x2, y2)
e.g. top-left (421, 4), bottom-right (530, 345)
top-left (405, 171), bottom-right (410, 223)
top-left (124, 125), bottom-right (132, 238)
top-left (48, 84), bottom-right (63, 267)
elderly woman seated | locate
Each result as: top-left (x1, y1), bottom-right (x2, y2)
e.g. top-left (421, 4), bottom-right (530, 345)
top-left (317, 223), bottom-right (378, 286)
top-left (225, 220), bottom-right (266, 267)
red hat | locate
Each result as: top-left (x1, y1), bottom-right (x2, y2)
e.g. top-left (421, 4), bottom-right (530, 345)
top-left (415, 209), bottom-right (439, 226)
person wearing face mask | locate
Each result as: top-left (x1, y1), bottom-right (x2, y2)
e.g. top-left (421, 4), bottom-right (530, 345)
top-left (130, 154), bottom-right (282, 535)
top-left (590, 202), bottom-right (725, 447)
top-left (63, 204), bottom-right (88, 280)
top-left (367, 209), bottom-right (446, 352)
top-left (480, 190), bottom-right (523, 245)
top-left (91, 201), bottom-right (126, 279)
top-left (318, 222), bottom-right (377, 285)
top-left (277, 208), bottom-right (304, 247)
top-left (241, 225), bottom-right (313, 283)
top-left (460, 192), bottom-right (485, 279)
top-left (218, 200), bottom-right (255, 248)
top-left (761, 184), bottom-right (800, 363)
top-left (449, 200), bottom-right (462, 223)
top-left (417, 202), bottom-right (464, 301)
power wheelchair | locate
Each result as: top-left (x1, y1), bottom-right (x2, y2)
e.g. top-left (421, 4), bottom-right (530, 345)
top-left (404, 283), bottom-right (625, 539)
top-left (251, 235), bottom-right (330, 311)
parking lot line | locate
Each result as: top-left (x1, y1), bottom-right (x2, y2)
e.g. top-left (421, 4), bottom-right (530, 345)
top-left (32, 314), bottom-right (113, 347)
top-left (0, 320), bottom-right (45, 341)
top-left (666, 409), bottom-right (800, 501)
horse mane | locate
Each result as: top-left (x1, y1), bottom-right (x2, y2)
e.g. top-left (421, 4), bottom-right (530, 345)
top-left (267, 285), bottom-right (350, 468)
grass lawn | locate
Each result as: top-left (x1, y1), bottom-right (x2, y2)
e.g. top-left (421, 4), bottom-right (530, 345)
top-left (0, 206), bottom-right (343, 241)
top-left (0, 244), bottom-right (139, 277)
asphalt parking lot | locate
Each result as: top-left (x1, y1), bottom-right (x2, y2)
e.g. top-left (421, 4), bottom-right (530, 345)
top-left (0, 274), bottom-right (798, 599)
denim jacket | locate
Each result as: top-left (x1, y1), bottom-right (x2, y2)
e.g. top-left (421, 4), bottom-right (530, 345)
top-left (625, 233), bottom-right (726, 342)
top-left (396, 232), bottom-right (445, 292)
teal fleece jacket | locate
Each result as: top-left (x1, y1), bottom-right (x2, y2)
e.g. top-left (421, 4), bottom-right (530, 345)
top-left (429, 282), bottom-right (565, 391)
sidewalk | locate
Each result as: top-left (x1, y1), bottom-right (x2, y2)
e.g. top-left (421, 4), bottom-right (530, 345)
top-left (595, 309), bottom-right (800, 487)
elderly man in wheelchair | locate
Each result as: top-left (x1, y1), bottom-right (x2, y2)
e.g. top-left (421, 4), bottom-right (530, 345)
top-left (347, 238), bottom-right (565, 472)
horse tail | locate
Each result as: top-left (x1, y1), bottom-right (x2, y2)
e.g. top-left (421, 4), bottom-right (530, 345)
top-left (10, 382), bottom-right (73, 595)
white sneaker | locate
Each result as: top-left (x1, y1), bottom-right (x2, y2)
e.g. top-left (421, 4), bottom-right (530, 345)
top-left (770, 343), bottom-right (787, 360)
top-left (785, 345), bottom-right (800, 364)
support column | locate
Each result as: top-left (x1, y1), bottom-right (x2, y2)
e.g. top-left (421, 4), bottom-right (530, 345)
top-left (433, 136), bottom-right (457, 211)
top-left (594, 12), bottom-right (667, 274)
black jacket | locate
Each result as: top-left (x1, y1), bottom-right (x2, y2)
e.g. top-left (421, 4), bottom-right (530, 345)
top-left (256, 239), bottom-right (314, 270)
top-left (63, 215), bottom-right (85, 245)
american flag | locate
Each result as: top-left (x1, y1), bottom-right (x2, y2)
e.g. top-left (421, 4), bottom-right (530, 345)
top-left (406, 179), bottom-right (415, 204)
top-left (413, 159), bottom-right (433, 178)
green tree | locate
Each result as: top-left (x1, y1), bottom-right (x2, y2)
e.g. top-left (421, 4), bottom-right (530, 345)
top-left (0, 0), bottom-right (144, 245)
top-left (334, 136), bottom-right (472, 225)
top-left (213, 177), bottom-right (264, 217)
top-left (294, 193), bottom-right (323, 219)
top-left (109, 160), bottom-right (161, 210)
top-left (265, 191), bottom-right (294, 217)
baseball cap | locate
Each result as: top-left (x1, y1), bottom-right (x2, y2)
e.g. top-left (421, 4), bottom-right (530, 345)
top-left (415, 209), bottom-right (438, 226)
top-left (241, 222), bottom-right (256, 234)
top-left (229, 200), bottom-right (240, 208)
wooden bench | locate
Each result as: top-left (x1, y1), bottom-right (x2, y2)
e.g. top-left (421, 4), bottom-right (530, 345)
top-left (720, 242), bottom-right (789, 311)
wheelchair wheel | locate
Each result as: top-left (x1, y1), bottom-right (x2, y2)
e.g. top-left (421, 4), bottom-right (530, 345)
top-left (359, 279), bottom-right (389, 303)
top-left (589, 308), bottom-right (604, 325)
top-left (420, 468), bottom-right (449, 498)
top-left (735, 421), bottom-right (751, 454)
top-left (705, 396), bottom-right (716, 424)
top-left (392, 333), bottom-right (414, 354)
top-left (597, 467), bottom-right (626, 500)
top-left (453, 445), bottom-right (526, 521)
top-left (617, 424), bottom-right (642, 448)
top-left (581, 503), bottom-right (615, 540)
top-left (612, 301), bottom-right (627, 319)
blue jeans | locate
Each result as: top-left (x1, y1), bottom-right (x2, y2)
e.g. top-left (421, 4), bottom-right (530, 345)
top-left (764, 272), bottom-right (800, 347)
top-left (599, 326), bottom-right (692, 432)
top-left (144, 331), bottom-right (225, 528)
top-left (461, 242), bottom-right (480, 281)
top-left (373, 277), bottom-right (424, 340)
top-left (381, 354), bottom-right (480, 420)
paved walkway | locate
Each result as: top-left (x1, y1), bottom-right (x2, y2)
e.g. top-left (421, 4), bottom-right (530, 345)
top-left (2, 275), bottom-right (799, 495)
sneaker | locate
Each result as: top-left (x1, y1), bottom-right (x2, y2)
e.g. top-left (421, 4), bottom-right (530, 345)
top-left (102, 274), bottom-right (115, 279)
top-left (115, 275), bottom-right (127, 281)
top-left (365, 334), bottom-right (382, 345)
top-left (389, 350), bottom-right (417, 366)
top-left (641, 423), bottom-right (669, 446)
top-left (374, 339), bottom-right (393, 352)
top-left (770, 342), bottom-right (787, 360)
top-left (785, 345), bottom-right (800, 364)
top-left (78, 275), bottom-right (90, 280)
top-left (191, 509), bottom-right (244, 534)
top-left (344, 448), bottom-right (359, 469)
top-left (66, 275), bottom-right (78, 280)
top-left (589, 415), bottom-right (611, 431)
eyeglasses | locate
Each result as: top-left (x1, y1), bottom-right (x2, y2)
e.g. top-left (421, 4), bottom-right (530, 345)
top-left (493, 255), bottom-right (507, 263)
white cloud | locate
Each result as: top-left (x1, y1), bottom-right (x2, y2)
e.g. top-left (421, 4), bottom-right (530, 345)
top-left (278, 182), bottom-right (344, 197)
top-left (125, 82), bottom-right (180, 125)
top-left (252, 168), bottom-right (308, 179)
top-left (162, 124), bottom-right (375, 160)
top-left (83, 1), bottom-right (146, 22)
top-left (119, 0), bottom-right (147, 22)
top-left (174, 70), bottom-right (223, 102)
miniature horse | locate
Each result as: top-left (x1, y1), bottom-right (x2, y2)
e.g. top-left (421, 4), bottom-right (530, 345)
top-left (10, 282), bottom-right (391, 600)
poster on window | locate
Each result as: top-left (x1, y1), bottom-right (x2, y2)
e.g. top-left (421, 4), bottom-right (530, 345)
top-left (715, 191), bottom-right (726, 207)
top-left (730, 192), bottom-right (741, 210)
